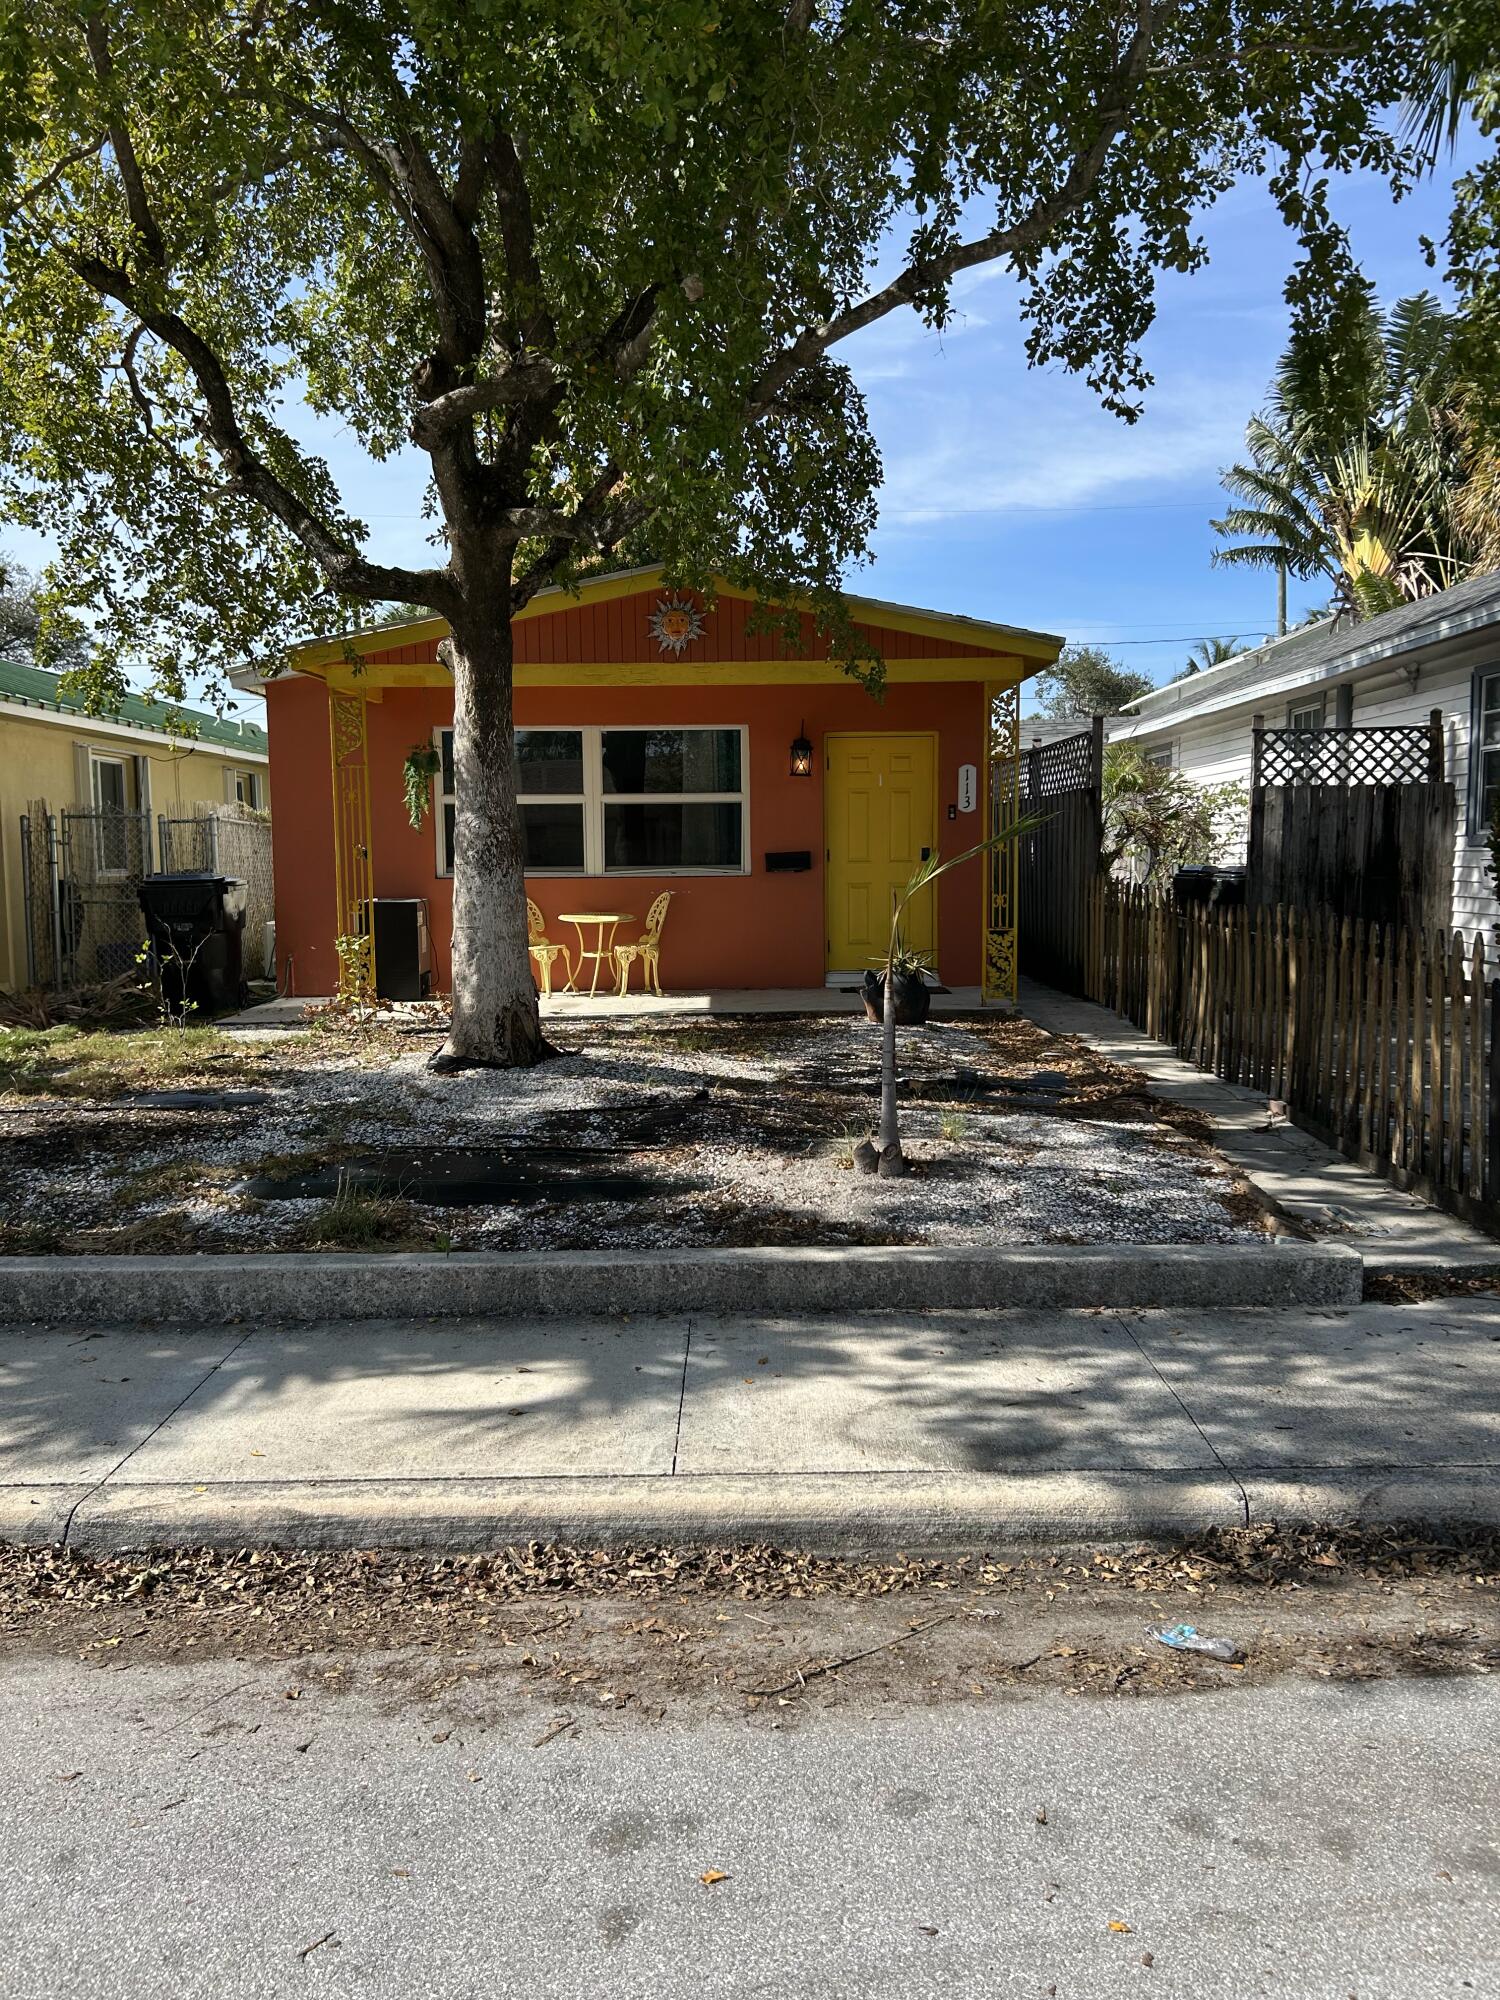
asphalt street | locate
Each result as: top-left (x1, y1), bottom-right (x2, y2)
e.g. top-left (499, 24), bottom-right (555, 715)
top-left (4, 1650), bottom-right (1497, 1998)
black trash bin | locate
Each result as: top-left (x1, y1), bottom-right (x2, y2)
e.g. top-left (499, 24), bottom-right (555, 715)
top-left (1172, 864), bottom-right (1247, 909)
top-left (138, 874), bottom-right (249, 1016)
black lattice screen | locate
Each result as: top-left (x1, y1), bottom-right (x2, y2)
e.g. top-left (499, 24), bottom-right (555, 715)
top-left (1023, 729), bottom-right (1095, 802)
top-left (1256, 725), bottom-right (1435, 787)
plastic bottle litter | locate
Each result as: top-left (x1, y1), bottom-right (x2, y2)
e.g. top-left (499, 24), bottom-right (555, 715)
top-left (1148, 1622), bottom-right (1242, 1663)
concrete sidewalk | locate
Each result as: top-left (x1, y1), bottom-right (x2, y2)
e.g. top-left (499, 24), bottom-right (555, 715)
top-left (1022, 978), bottom-right (1500, 1278)
top-left (4, 1298), bottom-right (1496, 1553)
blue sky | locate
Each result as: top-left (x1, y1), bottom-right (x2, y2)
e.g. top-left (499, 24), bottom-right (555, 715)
top-left (3, 142), bottom-right (1479, 724)
top-left (842, 158), bottom-right (1476, 705)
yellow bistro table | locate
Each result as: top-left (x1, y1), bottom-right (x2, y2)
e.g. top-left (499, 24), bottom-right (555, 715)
top-left (559, 912), bottom-right (633, 998)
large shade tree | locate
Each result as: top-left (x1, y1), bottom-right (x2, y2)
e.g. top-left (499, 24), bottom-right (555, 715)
top-left (0, 1), bottom-right (1430, 1066)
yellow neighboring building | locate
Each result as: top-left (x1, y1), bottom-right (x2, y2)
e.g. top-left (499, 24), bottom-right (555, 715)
top-left (0, 659), bottom-right (269, 992)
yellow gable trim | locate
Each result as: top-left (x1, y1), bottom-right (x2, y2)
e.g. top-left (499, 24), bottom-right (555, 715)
top-left (290, 564), bottom-right (1062, 672)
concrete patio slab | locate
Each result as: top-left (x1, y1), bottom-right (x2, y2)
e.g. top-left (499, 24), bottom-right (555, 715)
top-left (1023, 979), bottom-right (1500, 1277)
top-left (219, 986), bottom-right (996, 1030)
top-left (675, 1312), bottom-right (1219, 1476)
top-left (1123, 1299), bottom-right (1500, 1473)
top-left (111, 1319), bottom-right (691, 1484)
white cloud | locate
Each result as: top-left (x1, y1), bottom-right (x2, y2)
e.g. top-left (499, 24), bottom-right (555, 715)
top-left (858, 346), bottom-right (1266, 526)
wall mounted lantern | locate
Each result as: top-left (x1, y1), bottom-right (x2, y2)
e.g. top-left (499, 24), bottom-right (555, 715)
top-left (789, 723), bottom-right (814, 778)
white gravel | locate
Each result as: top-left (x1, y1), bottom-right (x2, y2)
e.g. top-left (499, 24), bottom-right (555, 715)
top-left (0, 1014), bottom-right (1263, 1250)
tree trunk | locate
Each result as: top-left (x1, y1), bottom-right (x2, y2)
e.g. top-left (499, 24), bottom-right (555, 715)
top-left (433, 611), bottom-right (553, 1070)
top-left (877, 957), bottom-right (900, 1156)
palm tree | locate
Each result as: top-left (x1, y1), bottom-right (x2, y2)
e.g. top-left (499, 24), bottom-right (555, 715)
top-left (1211, 292), bottom-right (1495, 620)
top-left (1182, 635), bottom-right (1243, 676)
top-left (864, 818), bottom-right (1039, 1175)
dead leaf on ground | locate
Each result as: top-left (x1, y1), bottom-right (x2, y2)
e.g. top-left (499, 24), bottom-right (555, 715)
top-left (699, 1869), bottom-right (730, 1886)
top-left (1108, 1920), bottom-right (1133, 1934)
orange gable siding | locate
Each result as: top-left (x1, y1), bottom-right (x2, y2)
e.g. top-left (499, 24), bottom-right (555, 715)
top-left (358, 588), bottom-right (1000, 669)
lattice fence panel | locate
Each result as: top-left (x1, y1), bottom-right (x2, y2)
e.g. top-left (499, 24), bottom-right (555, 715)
top-left (1256, 726), bottom-right (1434, 787)
top-left (1023, 729), bottom-right (1096, 802)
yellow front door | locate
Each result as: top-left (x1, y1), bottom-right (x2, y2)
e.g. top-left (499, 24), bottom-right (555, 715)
top-left (825, 733), bottom-right (937, 973)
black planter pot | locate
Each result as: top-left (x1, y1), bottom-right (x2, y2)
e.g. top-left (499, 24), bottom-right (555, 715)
top-left (861, 968), bottom-right (931, 1026)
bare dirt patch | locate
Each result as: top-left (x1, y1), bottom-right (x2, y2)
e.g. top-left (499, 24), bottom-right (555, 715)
top-left (3, 1526), bottom-right (1495, 1725)
top-left (0, 1012), bottom-right (1275, 1253)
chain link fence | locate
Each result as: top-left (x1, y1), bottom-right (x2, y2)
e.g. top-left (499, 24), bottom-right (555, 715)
top-left (19, 799), bottom-right (275, 992)
top-left (20, 802), bottom-right (152, 990)
top-left (158, 806), bottom-right (274, 978)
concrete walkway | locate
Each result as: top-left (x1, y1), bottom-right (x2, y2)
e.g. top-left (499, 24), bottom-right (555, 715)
top-left (1023, 977), bottom-right (1500, 1278)
top-left (4, 1298), bottom-right (1496, 1553)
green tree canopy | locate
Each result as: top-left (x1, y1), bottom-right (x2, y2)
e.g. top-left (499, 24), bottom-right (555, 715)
top-left (1103, 743), bottom-right (1247, 882)
top-left (1034, 644), bottom-right (1153, 718)
top-left (0, 550), bottom-right (88, 669)
top-left (0, 1), bottom-right (1436, 1062)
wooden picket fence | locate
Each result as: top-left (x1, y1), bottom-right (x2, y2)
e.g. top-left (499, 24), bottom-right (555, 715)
top-left (1083, 881), bottom-right (1500, 1230)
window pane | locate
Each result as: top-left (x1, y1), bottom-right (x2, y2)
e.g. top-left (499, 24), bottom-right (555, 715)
top-left (604, 801), bottom-right (741, 870)
top-left (93, 761), bottom-right (126, 810)
top-left (601, 729), bottom-right (740, 794)
top-left (442, 802), bottom-right (455, 872)
top-left (1484, 750), bottom-right (1500, 822)
top-left (521, 802), bottom-right (584, 871)
top-left (440, 729), bottom-right (454, 795)
top-left (515, 729), bottom-right (584, 795)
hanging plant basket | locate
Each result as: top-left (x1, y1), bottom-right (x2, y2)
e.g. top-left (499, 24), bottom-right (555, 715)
top-left (402, 742), bottom-right (442, 829)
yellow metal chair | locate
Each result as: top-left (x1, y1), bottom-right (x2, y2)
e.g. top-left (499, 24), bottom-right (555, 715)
top-left (527, 897), bottom-right (571, 997)
top-left (613, 892), bottom-right (673, 996)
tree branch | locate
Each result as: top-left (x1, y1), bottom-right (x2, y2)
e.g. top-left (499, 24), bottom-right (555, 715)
top-left (70, 250), bottom-right (449, 609)
top-left (82, 16), bottom-right (166, 271)
top-left (1, 137), bottom-right (106, 227)
top-left (752, 0), bottom-right (1167, 413)
top-left (509, 462), bottom-right (647, 610)
top-left (408, 357), bottom-right (558, 445)
top-left (488, 128), bottom-right (555, 353)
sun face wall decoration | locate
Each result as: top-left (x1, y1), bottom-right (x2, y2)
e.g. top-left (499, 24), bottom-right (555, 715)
top-left (648, 592), bottom-right (706, 656)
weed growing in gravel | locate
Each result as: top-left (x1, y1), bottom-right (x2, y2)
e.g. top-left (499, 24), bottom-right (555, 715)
top-left (0, 1025), bottom-right (259, 1099)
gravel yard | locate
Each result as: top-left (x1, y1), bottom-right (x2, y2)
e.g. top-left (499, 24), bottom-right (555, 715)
top-left (0, 1011), bottom-right (1271, 1252)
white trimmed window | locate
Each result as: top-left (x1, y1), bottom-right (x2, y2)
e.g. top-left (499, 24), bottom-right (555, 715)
top-left (89, 752), bottom-right (130, 874)
top-left (1141, 744), bottom-right (1174, 770)
top-left (1471, 669), bottom-right (1500, 836)
top-left (436, 725), bottom-right (748, 877)
top-left (227, 767), bottom-right (266, 811)
top-left (1286, 696), bottom-right (1325, 731)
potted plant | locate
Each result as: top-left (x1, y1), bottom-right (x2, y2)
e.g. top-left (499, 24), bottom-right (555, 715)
top-left (861, 943), bottom-right (932, 1026)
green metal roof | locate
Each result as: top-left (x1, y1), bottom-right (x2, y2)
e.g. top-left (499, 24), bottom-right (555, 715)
top-left (0, 659), bottom-right (268, 755)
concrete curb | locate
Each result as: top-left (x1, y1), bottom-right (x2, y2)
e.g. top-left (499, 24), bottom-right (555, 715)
top-left (1239, 1469), bottom-right (1500, 1527)
top-left (0, 1242), bottom-right (1362, 1322)
top-left (48, 1470), bottom-right (1252, 1555)
top-left (18, 1463), bottom-right (1499, 1556)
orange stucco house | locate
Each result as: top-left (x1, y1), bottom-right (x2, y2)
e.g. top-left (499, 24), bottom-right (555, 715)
top-left (247, 567), bottom-right (1061, 1001)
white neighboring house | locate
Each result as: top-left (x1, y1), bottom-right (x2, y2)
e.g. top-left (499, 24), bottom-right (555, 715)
top-left (1105, 569), bottom-right (1500, 939)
